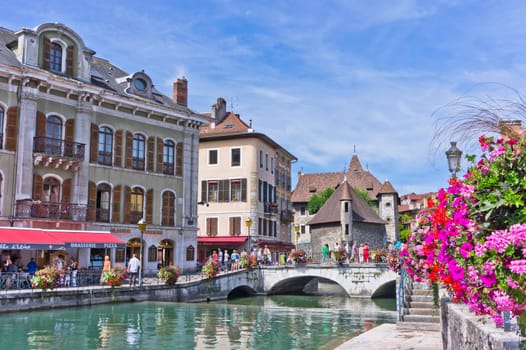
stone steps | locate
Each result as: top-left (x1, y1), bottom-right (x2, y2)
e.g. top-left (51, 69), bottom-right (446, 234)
top-left (399, 279), bottom-right (440, 327)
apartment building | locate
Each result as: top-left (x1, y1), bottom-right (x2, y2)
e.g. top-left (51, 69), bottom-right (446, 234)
top-left (197, 98), bottom-right (296, 262)
top-left (0, 23), bottom-right (206, 272)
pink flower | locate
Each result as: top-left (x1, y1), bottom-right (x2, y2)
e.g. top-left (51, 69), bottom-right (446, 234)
top-left (508, 260), bottom-right (526, 274)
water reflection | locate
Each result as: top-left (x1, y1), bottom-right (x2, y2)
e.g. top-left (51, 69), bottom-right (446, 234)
top-left (0, 296), bottom-right (395, 350)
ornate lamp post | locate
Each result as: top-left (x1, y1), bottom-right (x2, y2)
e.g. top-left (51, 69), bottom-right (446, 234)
top-left (245, 218), bottom-right (253, 252)
top-left (137, 218), bottom-right (147, 287)
top-left (445, 141), bottom-right (462, 178)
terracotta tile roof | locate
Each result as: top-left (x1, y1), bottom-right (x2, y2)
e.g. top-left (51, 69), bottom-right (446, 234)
top-left (379, 180), bottom-right (397, 194)
top-left (307, 181), bottom-right (386, 225)
top-left (200, 112), bottom-right (251, 136)
top-left (292, 154), bottom-right (390, 203)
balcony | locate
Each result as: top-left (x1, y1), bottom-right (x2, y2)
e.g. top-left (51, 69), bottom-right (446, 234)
top-left (280, 209), bottom-right (294, 223)
top-left (15, 199), bottom-right (87, 222)
top-left (264, 202), bottom-right (279, 215)
top-left (33, 137), bottom-right (85, 171)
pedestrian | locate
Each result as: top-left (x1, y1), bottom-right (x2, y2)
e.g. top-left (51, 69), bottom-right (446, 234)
top-left (218, 248), bottom-right (224, 270)
top-left (359, 244), bottom-right (364, 263)
top-left (363, 242), bottom-right (370, 263)
top-left (70, 257), bottom-right (78, 287)
top-left (212, 250), bottom-right (218, 263)
top-left (349, 241), bottom-right (356, 263)
top-left (223, 249), bottom-right (230, 271)
top-left (322, 243), bottom-right (329, 262)
top-left (100, 255), bottom-right (111, 285)
top-left (127, 254), bottom-right (140, 287)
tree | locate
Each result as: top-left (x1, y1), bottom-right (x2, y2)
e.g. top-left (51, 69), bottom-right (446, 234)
top-left (307, 187), bottom-right (334, 214)
top-left (353, 187), bottom-right (378, 211)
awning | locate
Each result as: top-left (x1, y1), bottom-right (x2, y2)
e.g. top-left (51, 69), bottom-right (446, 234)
top-left (197, 236), bottom-right (247, 245)
top-left (0, 228), bottom-right (65, 250)
top-left (257, 240), bottom-right (295, 250)
top-left (47, 230), bottom-right (126, 249)
top-left (0, 227), bottom-right (126, 250)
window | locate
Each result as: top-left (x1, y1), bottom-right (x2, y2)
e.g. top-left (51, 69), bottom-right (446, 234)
top-left (206, 218), bottom-right (218, 236)
top-left (259, 150), bottom-right (263, 168)
top-left (231, 148), bottom-right (240, 166)
top-left (345, 224), bottom-right (349, 235)
top-left (163, 140), bottom-right (175, 175)
top-left (209, 149), bottom-right (218, 165)
top-left (265, 154), bottom-right (268, 171)
top-left (231, 180), bottom-right (242, 202)
top-left (98, 127), bottom-right (113, 165)
top-left (46, 115), bottom-right (62, 156)
top-left (162, 191), bottom-right (175, 226)
top-left (271, 157), bottom-right (274, 174)
top-left (207, 181), bottom-right (218, 202)
top-left (344, 202), bottom-right (349, 213)
top-left (229, 217), bottom-right (241, 236)
top-left (186, 245), bottom-right (195, 261)
top-left (132, 134), bottom-right (145, 170)
top-left (115, 248), bottom-right (125, 263)
top-left (300, 207), bottom-right (306, 216)
top-left (130, 187), bottom-right (144, 223)
top-left (0, 106), bottom-right (3, 149)
top-left (148, 245), bottom-right (157, 262)
top-left (96, 183), bottom-right (111, 223)
top-left (49, 42), bottom-right (62, 72)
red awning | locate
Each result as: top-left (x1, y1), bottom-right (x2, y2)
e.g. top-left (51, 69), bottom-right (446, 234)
top-left (197, 236), bottom-right (247, 245)
top-left (0, 227), bottom-right (125, 250)
top-left (46, 230), bottom-right (126, 249)
top-left (257, 240), bottom-right (295, 250)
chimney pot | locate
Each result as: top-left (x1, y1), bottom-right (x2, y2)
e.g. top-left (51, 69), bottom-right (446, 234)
top-left (173, 77), bottom-right (188, 107)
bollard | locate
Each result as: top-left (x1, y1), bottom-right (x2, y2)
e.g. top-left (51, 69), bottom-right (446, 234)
top-left (504, 311), bottom-right (511, 332)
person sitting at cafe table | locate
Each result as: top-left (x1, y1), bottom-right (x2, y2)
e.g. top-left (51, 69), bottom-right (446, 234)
top-left (27, 258), bottom-right (38, 276)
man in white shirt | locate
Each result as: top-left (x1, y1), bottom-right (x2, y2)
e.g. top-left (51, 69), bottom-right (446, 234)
top-left (127, 254), bottom-right (140, 287)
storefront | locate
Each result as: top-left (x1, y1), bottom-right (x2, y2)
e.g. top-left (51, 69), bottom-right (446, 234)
top-left (197, 236), bottom-right (247, 262)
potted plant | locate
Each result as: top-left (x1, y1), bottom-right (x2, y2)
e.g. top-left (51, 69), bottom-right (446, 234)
top-left (157, 265), bottom-right (181, 285)
top-left (31, 265), bottom-right (60, 291)
top-left (102, 266), bottom-right (127, 287)
top-left (202, 260), bottom-right (221, 279)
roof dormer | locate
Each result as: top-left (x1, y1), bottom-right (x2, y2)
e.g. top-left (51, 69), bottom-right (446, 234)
top-left (125, 71), bottom-right (153, 99)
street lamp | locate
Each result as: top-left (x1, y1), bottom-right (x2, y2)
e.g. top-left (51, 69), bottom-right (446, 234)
top-left (445, 141), bottom-right (462, 178)
top-left (294, 224), bottom-right (300, 244)
top-left (137, 218), bottom-right (147, 287)
top-left (245, 218), bottom-right (253, 252)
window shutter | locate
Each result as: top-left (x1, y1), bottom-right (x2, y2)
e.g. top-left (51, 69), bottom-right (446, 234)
top-left (87, 181), bottom-right (96, 221)
top-left (156, 137), bottom-right (163, 173)
top-left (90, 123), bottom-right (98, 163)
top-left (125, 131), bottom-right (133, 169)
top-left (201, 180), bottom-right (207, 203)
top-left (114, 129), bottom-right (123, 168)
top-left (241, 178), bottom-right (247, 202)
top-left (33, 175), bottom-right (43, 200)
top-left (146, 188), bottom-right (153, 224)
top-left (43, 37), bottom-right (50, 70)
top-left (147, 136), bottom-right (155, 172)
top-left (65, 45), bottom-right (74, 76)
top-left (176, 143), bottom-right (183, 176)
top-left (62, 178), bottom-right (72, 204)
top-left (64, 119), bottom-right (75, 157)
top-left (229, 217), bottom-right (234, 235)
top-left (5, 106), bottom-right (18, 151)
top-left (36, 111), bottom-right (46, 137)
top-left (124, 185), bottom-right (131, 224)
top-left (112, 185), bottom-right (121, 223)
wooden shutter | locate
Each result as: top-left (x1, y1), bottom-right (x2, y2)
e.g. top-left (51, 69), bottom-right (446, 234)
top-left (229, 217), bottom-right (234, 235)
top-left (125, 131), bottom-right (133, 169)
top-left (5, 106), bottom-right (18, 151)
top-left (65, 45), bottom-right (74, 76)
top-left (43, 37), bottom-right (50, 70)
top-left (62, 178), bottom-right (72, 204)
top-left (112, 185), bottom-right (121, 223)
top-left (33, 175), bottom-right (43, 200)
top-left (156, 137), bottom-right (163, 173)
top-left (201, 181), bottom-right (207, 203)
top-left (147, 136), bottom-right (155, 172)
top-left (114, 129), bottom-right (123, 168)
top-left (176, 143), bottom-right (183, 176)
top-left (241, 178), bottom-right (247, 202)
top-left (146, 188), bottom-right (153, 224)
top-left (36, 111), bottom-right (46, 137)
top-left (90, 123), bottom-right (98, 163)
top-left (124, 185), bottom-right (131, 224)
top-left (87, 181), bottom-right (96, 221)
top-left (64, 119), bottom-right (74, 157)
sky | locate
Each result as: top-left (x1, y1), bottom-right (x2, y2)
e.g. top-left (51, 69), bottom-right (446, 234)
top-left (3, 0), bottom-right (526, 195)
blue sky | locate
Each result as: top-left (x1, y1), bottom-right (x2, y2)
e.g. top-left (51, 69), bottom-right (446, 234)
top-left (4, 0), bottom-right (526, 195)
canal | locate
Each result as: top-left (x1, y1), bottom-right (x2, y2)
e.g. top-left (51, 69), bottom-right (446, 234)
top-left (0, 294), bottom-right (395, 350)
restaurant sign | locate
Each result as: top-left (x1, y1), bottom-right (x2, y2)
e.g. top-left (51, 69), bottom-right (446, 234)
top-left (66, 242), bottom-right (123, 249)
top-left (0, 243), bottom-right (65, 250)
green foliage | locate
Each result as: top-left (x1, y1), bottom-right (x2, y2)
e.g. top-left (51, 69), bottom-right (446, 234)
top-left (353, 187), bottom-right (378, 210)
top-left (307, 187), bottom-right (335, 214)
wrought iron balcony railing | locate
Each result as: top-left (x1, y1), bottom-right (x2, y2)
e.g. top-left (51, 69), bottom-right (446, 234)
top-left (33, 136), bottom-right (85, 160)
top-left (15, 200), bottom-right (87, 222)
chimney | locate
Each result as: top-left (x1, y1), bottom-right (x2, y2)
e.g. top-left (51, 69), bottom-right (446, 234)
top-left (499, 119), bottom-right (523, 140)
top-left (173, 77), bottom-right (188, 106)
top-left (211, 97), bottom-right (228, 125)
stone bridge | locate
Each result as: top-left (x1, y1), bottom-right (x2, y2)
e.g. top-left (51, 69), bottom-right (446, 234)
top-left (177, 263), bottom-right (397, 302)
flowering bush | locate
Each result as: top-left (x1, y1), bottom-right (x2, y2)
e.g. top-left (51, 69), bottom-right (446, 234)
top-left (398, 133), bottom-right (526, 331)
top-left (202, 260), bottom-right (221, 279)
top-left (103, 266), bottom-right (127, 287)
top-left (238, 256), bottom-right (249, 269)
top-left (157, 265), bottom-right (181, 285)
top-left (31, 266), bottom-right (60, 290)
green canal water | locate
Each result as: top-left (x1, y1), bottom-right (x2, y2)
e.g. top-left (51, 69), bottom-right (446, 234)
top-left (0, 295), bottom-right (396, 350)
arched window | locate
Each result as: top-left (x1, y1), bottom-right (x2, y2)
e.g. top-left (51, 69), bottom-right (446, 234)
top-left (163, 140), bottom-right (175, 175)
top-left (46, 115), bottom-right (62, 155)
top-left (132, 134), bottom-right (145, 170)
top-left (186, 245), bottom-right (195, 261)
top-left (130, 187), bottom-right (144, 223)
top-left (98, 127), bottom-right (113, 165)
top-left (42, 177), bottom-right (61, 219)
top-left (50, 42), bottom-right (62, 72)
top-left (161, 191), bottom-right (175, 226)
top-left (96, 183), bottom-right (111, 223)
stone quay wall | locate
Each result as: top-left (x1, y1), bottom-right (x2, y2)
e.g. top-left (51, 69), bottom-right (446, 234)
top-left (441, 298), bottom-right (524, 350)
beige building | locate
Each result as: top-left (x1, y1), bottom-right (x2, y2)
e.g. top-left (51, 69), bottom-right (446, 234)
top-left (197, 98), bottom-right (296, 262)
top-left (0, 23), bottom-right (207, 273)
